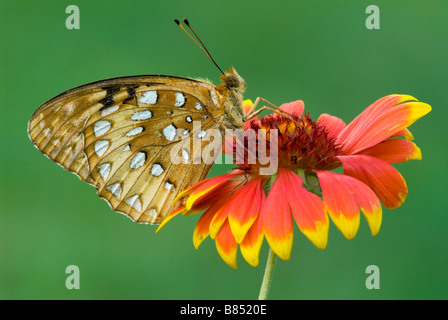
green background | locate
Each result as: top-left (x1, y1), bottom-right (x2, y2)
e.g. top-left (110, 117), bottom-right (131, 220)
top-left (0, 0), bottom-right (446, 300)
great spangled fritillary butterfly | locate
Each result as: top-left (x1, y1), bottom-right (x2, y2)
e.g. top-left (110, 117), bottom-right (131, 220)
top-left (28, 67), bottom-right (253, 224)
top-left (27, 19), bottom-right (286, 225)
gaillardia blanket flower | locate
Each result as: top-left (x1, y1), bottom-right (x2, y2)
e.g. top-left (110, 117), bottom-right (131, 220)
top-left (157, 95), bottom-right (431, 268)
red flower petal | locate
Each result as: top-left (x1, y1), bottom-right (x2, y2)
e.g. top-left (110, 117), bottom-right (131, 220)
top-left (389, 128), bottom-right (414, 141)
top-left (240, 213), bottom-right (265, 267)
top-left (279, 100), bottom-right (304, 118)
top-left (182, 170), bottom-right (243, 210)
top-left (206, 179), bottom-right (254, 239)
top-left (158, 180), bottom-right (240, 233)
top-left (209, 198), bottom-right (234, 239)
top-left (317, 113), bottom-right (347, 139)
top-left (215, 220), bottom-right (238, 269)
top-left (193, 202), bottom-right (224, 249)
top-left (337, 95), bottom-right (431, 154)
top-left (315, 171), bottom-right (359, 239)
top-left (281, 169), bottom-right (329, 249)
top-left (338, 155), bottom-right (408, 209)
top-left (228, 177), bottom-right (266, 243)
top-left (316, 170), bottom-right (382, 238)
top-left (359, 139), bottom-right (422, 163)
top-left (188, 179), bottom-right (242, 213)
top-left (262, 169), bottom-right (294, 260)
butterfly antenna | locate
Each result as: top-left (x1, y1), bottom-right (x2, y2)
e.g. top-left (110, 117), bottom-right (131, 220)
top-left (182, 19), bottom-right (225, 75)
top-left (174, 19), bottom-right (225, 76)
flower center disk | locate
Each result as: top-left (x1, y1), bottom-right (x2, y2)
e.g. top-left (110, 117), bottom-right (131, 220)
top-left (238, 113), bottom-right (341, 173)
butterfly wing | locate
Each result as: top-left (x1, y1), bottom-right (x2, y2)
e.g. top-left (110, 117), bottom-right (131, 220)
top-left (28, 75), bottom-right (226, 224)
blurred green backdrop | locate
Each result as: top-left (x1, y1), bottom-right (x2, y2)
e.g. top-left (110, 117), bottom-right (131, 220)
top-left (0, 0), bottom-right (447, 300)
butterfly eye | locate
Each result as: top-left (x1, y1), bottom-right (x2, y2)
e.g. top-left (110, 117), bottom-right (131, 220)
top-left (224, 75), bottom-right (240, 89)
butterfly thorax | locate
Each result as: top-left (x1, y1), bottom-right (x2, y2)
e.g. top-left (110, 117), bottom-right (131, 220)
top-left (215, 66), bottom-right (247, 130)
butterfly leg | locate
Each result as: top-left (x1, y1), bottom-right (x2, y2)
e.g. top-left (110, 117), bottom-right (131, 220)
top-left (245, 99), bottom-right (313, 142)
top-left (246, 97), bottom-right (306, 121)
top-left (245, 105), bottom-right (276, 120)
top-left (245, 97), bottom-right (278, 118)
top-left (245, 104), bottom-right (298, 124)
top-left (246, 97), bottom-right (304, 122)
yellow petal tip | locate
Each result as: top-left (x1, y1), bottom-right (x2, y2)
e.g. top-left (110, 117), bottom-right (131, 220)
top-left (361, 206), bottom-right (382, 237)
top-left (329, 213), bottom-right (360, 241)
top-left (409, 102), bottom-right (432, 122)
top-left (301, 217), bottom-right (330, 249)
top-left (397, 94), bottom-right (419, 103)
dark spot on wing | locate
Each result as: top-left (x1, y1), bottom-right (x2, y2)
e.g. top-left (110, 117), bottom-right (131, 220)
top-left (99, 96), bottom-right (115, 110)
top-left (123, 86), bottom-right (137, 104)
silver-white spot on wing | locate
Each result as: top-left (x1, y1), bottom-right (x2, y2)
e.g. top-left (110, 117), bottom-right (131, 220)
top-left (97, 163), bottom-right (111, 180)
top-left (95, 140), bottom-right (110, 157)
top-left (146, 208), bottom-right (158, 218)
top-left (125, 126), bottom-right (144, 137)
top-left (150, 163), bottom-right (164, 177)
top-left (94, 120), bottom-right (111, 137)
top-left (106, 182), bottom-right (122, 199)
top-left (185, 116), bottom-right (192, 123)
top-left (165, 181), bottom-right (174, 191)
top-left (195, 102), bottom-right (203, 110)
top-left (125, 195), bottom-right (142, 212)
top-left (130, 152), bottom-right (146, 169)
top-left (197, 130), bottom-right (207, 139)
top-left (101, 105), bottom-right (120, 117)
top-left (131, 110), bottom-right (153, 120)
top-left (182, 148), bottom-right (190, 164)
top-left (174, 92), bottom-right (186, 107)
top-left (210, 90), bottom-right (219, 106)
top-left (139, 91), bottom-right (158, 104)
top-left (163, 124), bottom-right (177, 141)
top-left (122, 145), bottom-right (130, 152)
top-left (43, 128), bottom-right (51, 138)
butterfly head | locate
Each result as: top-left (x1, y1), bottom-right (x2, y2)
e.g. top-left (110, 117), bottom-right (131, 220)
top-left (219, 66), bottom-right (246, 93)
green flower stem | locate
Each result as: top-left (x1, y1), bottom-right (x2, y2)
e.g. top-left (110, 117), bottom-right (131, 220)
top-left (258, 174), bottom-right (278, 300)
top-left (258, 248), bottom-right (277, 300)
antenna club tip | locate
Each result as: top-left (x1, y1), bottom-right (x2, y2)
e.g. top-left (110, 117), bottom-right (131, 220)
top-left (174, 19), bottom-right (180, 25)
top-left (183, 18), bottom-right (190, 26)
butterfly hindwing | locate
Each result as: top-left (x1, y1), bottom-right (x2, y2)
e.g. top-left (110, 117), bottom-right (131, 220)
top-left (28, 75), bottom-right (225, 224)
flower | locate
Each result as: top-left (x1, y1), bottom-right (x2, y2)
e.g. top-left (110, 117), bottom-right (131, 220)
top-left (157, 95), bottom-right (431, 268)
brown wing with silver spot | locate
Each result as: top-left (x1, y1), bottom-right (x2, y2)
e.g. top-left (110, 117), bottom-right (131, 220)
top-left (28, 75), bottom-right (226, 224)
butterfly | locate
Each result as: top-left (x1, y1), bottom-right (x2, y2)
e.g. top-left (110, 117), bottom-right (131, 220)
top-left (29, 67), bottom-right (251, 223)
top-left (27, 19), bottom-right (287, 225)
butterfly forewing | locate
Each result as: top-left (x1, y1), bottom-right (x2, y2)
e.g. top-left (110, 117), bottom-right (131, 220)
top-left (28, 75), bottom-right (225, 224)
